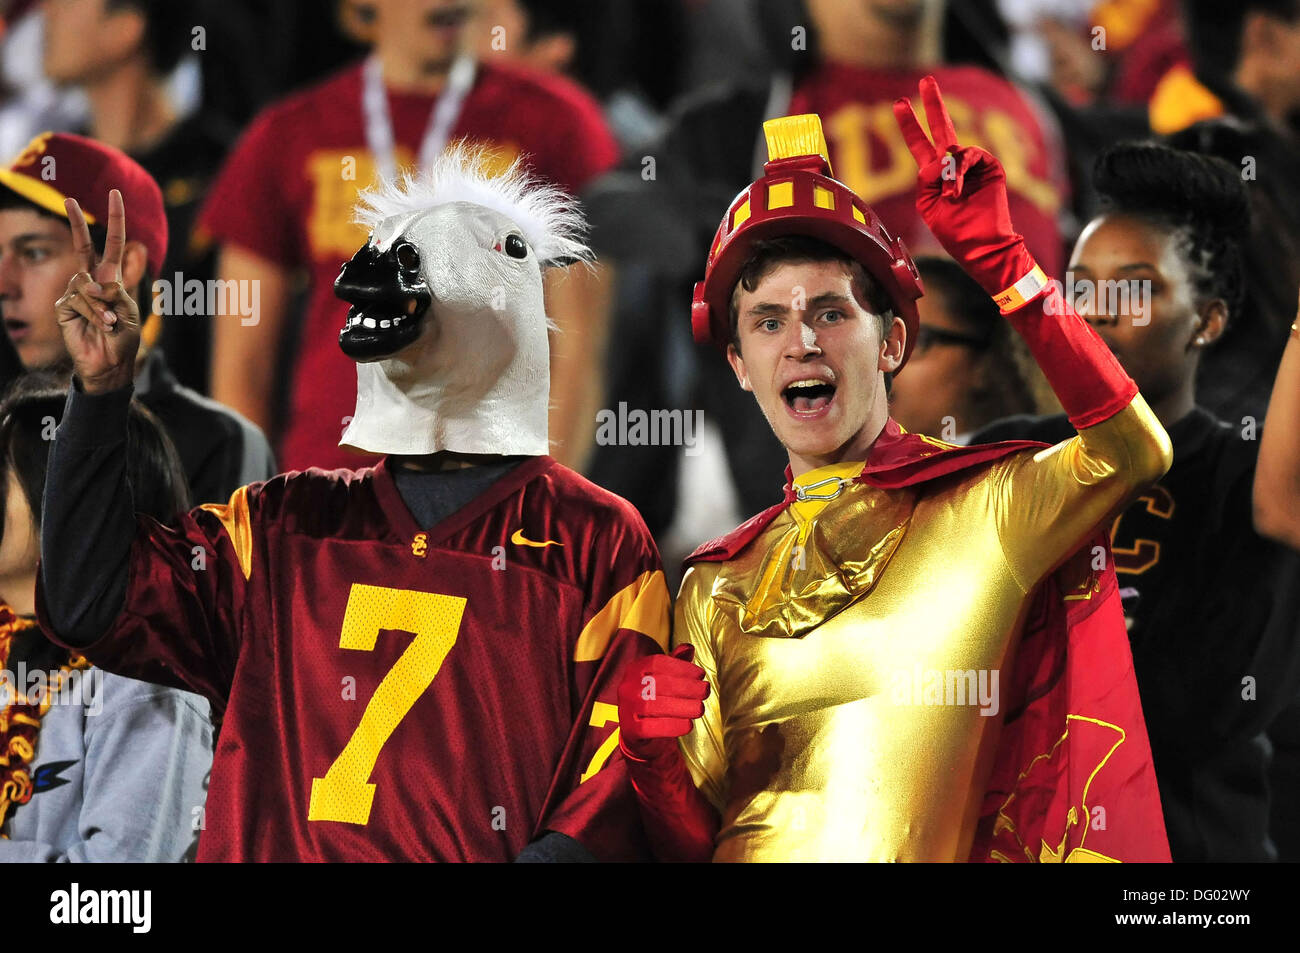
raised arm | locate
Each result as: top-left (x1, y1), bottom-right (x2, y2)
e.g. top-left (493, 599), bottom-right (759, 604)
top-left (40, 192), bottom-right (142, 643)
top-left (1254, 290), bottom-right (1300, 549)
top-left (895, 78), bottom-right (1171, 584)
top-left (39, 193), bottom-right (247, 708)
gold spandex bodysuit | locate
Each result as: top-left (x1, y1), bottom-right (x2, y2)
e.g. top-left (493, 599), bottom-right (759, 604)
top-left (674, 397), bottom-right (1171, 861)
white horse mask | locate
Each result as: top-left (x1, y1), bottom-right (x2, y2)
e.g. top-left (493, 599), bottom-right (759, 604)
top-left (335, 144), bottom-right (591, 457)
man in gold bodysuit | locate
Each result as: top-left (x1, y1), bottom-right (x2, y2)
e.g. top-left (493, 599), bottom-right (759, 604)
top-left (616, 79), bottom-right (1174, 862)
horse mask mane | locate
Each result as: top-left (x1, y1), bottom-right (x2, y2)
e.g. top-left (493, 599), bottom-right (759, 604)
top-left (334, 143), bottom-right (591, 457)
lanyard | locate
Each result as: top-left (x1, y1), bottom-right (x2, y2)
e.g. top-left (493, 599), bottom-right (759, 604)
top-left (361, 52), bottom-right (477, 182)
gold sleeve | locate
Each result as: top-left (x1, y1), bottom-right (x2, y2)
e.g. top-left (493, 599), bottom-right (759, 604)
top-left (993, 393), bottom-right (1173, 592)
top-left (671, 565), bottom-right (728, 812)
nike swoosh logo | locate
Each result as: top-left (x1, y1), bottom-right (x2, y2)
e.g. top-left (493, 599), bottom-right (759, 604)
top-left (511, 528), bottom-right (563, 548)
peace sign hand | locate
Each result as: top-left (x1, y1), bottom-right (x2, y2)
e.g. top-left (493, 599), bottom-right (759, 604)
top-left (891, 76), bottom-right (1036, 301)
top-left (55, 189), bottom-right (142, 394)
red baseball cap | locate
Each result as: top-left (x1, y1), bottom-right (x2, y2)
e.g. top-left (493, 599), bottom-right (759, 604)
top-left (0, 132), bottom-right (169, 275)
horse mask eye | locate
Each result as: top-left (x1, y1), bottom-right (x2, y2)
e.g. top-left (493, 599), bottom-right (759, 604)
top-left (396, 242), bottom-right (421, 275)
top-left (505, 234), bottom-right (528, 259)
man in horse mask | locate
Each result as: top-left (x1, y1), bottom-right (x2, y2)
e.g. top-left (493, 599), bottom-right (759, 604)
top-left (34, 146), bottom-right (667, 862)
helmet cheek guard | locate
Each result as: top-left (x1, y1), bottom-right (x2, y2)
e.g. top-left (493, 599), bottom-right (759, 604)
top-left (691, 281), bottom-right (713, 349)
top-left (692, 115), bottom-right (925, 375)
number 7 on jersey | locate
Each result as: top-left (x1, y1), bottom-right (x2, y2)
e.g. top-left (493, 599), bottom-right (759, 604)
top-left (309, 584), bottom-right (467, 825)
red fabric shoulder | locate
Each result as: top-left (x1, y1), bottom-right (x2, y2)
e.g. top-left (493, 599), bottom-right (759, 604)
top-left (686, 420), bottom-right (1048, 566)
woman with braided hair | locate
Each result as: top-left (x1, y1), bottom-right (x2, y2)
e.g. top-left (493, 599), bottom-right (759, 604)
top-left (973, 141), bottom-right (1300, 862)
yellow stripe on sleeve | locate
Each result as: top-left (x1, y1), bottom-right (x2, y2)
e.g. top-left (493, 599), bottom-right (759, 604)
top-left (197, 485), bottom-right (254, 581)
top-left (574, 569), bottom-right (670, 662)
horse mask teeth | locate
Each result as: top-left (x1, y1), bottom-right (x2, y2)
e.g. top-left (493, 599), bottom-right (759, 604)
top-left (335, 239), bottom-right (432, 360)
top-left (333, 143), bottom-right (592, 458)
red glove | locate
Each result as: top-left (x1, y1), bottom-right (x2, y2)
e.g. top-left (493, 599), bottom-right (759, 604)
top-left (616, 645), bottom-right (719, 861)
top-left (893, 76), bottom-right (1137, 429)
top-left (617, 644), bottom-right (709, 760)
top-left (893, 76), bottom-right (1043, 311)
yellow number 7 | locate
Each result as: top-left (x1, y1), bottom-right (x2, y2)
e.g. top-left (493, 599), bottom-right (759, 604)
top-left (308, 584), bottom-right (466, 825)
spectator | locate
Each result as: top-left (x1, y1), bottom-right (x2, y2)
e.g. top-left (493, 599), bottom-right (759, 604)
top-left (972, 142), bottom-right (1300, 862)
top-left (1180, 0), bottom-right (1300, 131)
top-left (585, 0), bottom-right (1067, 541)
top-left (0, 373), bottom-right (211, 862)
top-left (199, 0), bottom-right (619, 473)
top-left (0, 2), bottom-right (85, 160)
top-left (888, 255), bottom-right (1039, 441)
top-left (1163, 1), bottom-right (1300, 422)
top-left (0, 133), bottom-right (275, 503)
top-left (41, 0), bottom-right (240, 394)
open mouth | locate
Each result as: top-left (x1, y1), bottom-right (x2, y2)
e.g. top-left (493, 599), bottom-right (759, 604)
top-left (782, 379), bottom-right (836, 416)
top-left (339, 297), bottom-right (428, 359)
top-left (335, 240), bottom-right (433, 361)
top-left (3, 318), bottom-right (29, 342)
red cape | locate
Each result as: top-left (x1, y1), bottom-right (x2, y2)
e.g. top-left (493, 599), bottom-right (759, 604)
top-left (686, 419), bottom-right (1171, 862)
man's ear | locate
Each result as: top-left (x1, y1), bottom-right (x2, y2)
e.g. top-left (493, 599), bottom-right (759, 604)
top-left (726, 342), bottom-right (752, 392)
top-left (121, 241), bottom-right (148, 297)
top-left (1194, 298), bottom-right (1228, 349)
top-left (879, 314), bottom-right (906, 373)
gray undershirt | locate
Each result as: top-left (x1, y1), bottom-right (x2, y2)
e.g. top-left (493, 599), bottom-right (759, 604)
top-left (391, 457), bottom-right (525, 530)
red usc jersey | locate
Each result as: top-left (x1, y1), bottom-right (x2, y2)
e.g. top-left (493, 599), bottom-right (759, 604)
top-left (37, 456), bottom-right (667, 861)
top-left (198, 60), bottom-right (619, 473)
top-left (789, 63), bottom-right (1068, 276)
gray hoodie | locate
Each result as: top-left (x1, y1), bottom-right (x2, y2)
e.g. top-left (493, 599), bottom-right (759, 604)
top-left (0, 663), bottom-right (212, 862)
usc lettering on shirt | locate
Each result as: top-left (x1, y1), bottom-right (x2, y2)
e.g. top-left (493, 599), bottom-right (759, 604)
top-left (791, 63), bottom-right (1067, 274)
top-left (821, 97), bottom-right (1059, 216)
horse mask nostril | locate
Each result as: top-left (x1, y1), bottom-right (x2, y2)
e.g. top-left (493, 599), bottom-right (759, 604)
top-left (396, 242), bottom-right (421, 275)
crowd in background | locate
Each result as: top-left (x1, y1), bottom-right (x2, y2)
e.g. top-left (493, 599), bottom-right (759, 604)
top-left (2, 0), bottom-right (1299, 863)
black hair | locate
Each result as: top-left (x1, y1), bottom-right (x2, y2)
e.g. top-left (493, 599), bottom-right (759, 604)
top-left (0, 373), bottom-right (190, 547)
top-left (1092, 141), bottom-right (1250, 322)
top-left (517, 0), bottom-right (582, 42)
top-left (727, 235), bottom-right (898, 392)
top-left (914, 256), bottom-right (1038, 422)
top-left (1183, 0), bottom-right (1300, 80)
top-left (915, 256), bottom-right (1001, 341)
top-left (105, 0), bottom-right (195, 75)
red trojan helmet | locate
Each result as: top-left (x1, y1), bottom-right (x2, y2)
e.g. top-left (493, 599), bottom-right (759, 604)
top-left (691, 114), bottom-right (924, 372)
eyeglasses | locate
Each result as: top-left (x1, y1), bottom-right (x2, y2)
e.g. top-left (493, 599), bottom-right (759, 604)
top-left (913, 325), bottom-right (992, 356)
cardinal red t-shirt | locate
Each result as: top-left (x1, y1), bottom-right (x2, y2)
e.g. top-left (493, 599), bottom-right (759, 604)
top-left (199, 59), bottom-right (619, 472)
top-left (788, 63), bottom-right (1067, 277)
